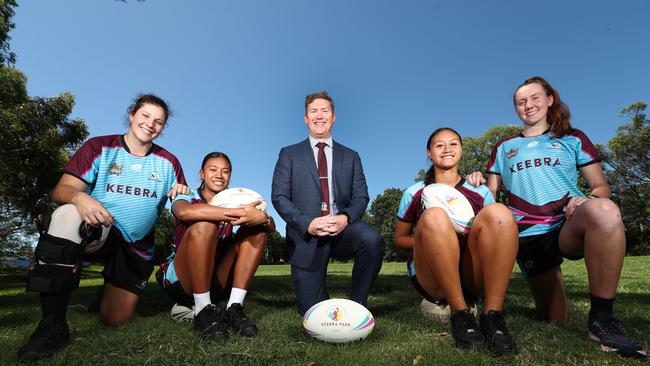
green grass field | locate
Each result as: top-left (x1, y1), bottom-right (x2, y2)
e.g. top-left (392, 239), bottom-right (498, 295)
top-left (1, 258), bottom-right (648, 365)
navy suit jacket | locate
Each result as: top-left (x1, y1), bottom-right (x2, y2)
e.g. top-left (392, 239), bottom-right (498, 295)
top-left (271, 139), bottom-right (370, 269)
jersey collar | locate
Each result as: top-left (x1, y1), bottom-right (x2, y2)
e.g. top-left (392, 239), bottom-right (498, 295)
top-left (120, 134), bottom-right (156, 156)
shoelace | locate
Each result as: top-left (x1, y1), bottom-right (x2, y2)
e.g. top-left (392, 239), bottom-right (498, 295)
top-left (454, 311), bottom-right (478, 334)
top-left (596, 316), bottom-right (629, 337)
top-left (488, 312), bottom-right (508, 336)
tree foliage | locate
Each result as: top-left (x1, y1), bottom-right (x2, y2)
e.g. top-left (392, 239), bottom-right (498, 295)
top-left (0, 66), bottom-right (88, 257)
top-left (0, 0), bottom-right (17, 65)
top-left (601, 102), bottom-right (650, 254)
top-left (365, 188), bottom-right (407, 261)
top-left (263, 230), bottom-right (285, 264)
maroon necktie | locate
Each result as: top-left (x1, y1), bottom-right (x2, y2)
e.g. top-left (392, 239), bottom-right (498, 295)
top-left (317, 142), bottom-right (330, 216)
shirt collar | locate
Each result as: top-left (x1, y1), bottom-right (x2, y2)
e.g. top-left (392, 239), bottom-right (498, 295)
top-left (309, 135), bottom-right (333, 148)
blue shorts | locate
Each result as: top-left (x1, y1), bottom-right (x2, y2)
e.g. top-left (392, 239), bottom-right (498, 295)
top-left (156, 237), bottom-right (235, 305)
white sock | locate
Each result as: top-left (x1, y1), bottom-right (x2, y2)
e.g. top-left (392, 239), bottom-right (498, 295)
top-left (227, 288), bottom-right (247, 309)
top-left (193, 291), bottom-right (211, 315)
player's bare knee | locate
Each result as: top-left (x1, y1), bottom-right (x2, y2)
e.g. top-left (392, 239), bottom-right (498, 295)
top-left (186, 221), bottom-right (218, 241)
top-left (101, 310), bottom-right (132, 327)
top-left (585, 198), bottom-right (622, 228)
top-left (477, 203), bottom-right (516, 228)
top-left (420, 208), bottom-right (453, 232)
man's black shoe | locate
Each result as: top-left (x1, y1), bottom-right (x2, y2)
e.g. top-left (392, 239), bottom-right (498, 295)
top-left (225, 303), bottom-right (258, 337)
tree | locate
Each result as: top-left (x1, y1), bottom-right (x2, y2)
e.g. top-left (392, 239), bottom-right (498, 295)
top-left (153, 208), bottom-right (176, 264)
top-left (0, 0), bottom-right (17, 65)
top-left (0, 2), bottom-right (89, 259)
top-left (263, 230), bottom-right (285, 264)
top-left (601, 102), bottom-right (650, 254)
top-left (365, 188), bottom-right (407, 261)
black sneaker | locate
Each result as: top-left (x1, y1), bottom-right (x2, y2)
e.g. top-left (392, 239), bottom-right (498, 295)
top-left (588, 312), bottom-right (647, 357)
top-left (450, 309), bottom-right (484, 350)
top-left (225, 303), bottom-right (258, 337)
top-left (16, 320), bottom-right (70, 362)
top-left (479, 310), bottom-right (517, 355)
top-left (193, 304), bottom-right (228, 340)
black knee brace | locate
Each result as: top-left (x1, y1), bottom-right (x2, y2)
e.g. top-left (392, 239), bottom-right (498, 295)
top-left (26, 233), bottom-right (85, 293)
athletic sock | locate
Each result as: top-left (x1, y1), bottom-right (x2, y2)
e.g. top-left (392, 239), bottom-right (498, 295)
top-left (193, 292), bottom-right (211, 315)
top-left (40, 291), bottom-right (71, 324)
top-left (589, 294), bottom-right (614, 319)
top-left (227, 288), bottom-right (247, 310)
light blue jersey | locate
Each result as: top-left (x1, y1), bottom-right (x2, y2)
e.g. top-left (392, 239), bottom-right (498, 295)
top-left (488, 129), bottom-right (600, 236)
top-left (63, 135), bottom-right (186, 260)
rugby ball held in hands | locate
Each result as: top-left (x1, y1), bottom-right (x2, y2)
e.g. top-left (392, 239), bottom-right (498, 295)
top-left (421, 183), bottom-right (475, 234)
top-left (303, 298), bottom-right (375, 344)
top-left (209, 187), bottom-right (267, 212)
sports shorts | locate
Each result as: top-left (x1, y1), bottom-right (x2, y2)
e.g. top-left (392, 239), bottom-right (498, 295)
top-left (406, 250), bottom-right (477, 304)
top-left (156, 237), bottom-right (235, 305)
top-left (84, 227), bottom-right (154, 296)
top-left (516, 226), bottom-right (583, 279)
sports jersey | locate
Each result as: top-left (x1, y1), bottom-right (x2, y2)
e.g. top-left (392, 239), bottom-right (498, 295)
top-left (63, 134), bottom-right (186, 260)
top-left (397, 179), bottom-right (494, 281)
top-left (157, 189), bottom-right (234, 288)
top-left (172, 189), bottom-right (234, 247)
top-left (397, 178), bottom-right (495, 224)
top-left (487, 129), bottom-right (600, 236)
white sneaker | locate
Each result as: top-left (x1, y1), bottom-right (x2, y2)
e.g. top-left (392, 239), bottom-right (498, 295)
top-left (170, 303), bottom-right (194, 323)
top-left (420, 298), bottom-right (478, 324)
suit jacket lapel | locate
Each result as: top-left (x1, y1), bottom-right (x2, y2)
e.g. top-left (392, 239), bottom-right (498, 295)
top-left (300, 139), bottom-right (320, 187)
top-left (332, 141), bottom-right (344, 200)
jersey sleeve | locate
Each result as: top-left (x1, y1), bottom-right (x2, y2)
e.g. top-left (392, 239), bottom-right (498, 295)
top-left (487, 144), bottom-right (502, 175)
top-left (396, 189), bottom-right (413, 222)
top-left (571, 129), bottom-right (602, 167)
top-left (397, 182), bottom-right (424, 223)
top-left (478, 185), bottom-right (496, 206)
top-left (171, 191), bottom-right (194, 206)
top-left (62, 137), bottom-right (103, 185)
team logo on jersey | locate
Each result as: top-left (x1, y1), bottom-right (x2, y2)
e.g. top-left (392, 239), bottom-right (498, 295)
top-left (136, 279), bottom-right (148, 290)
top-left (546, 143), bottom-right (562, 150)
top-left (149, 171), bottom-right (161, 181)
top-left (505, 148), bottom-right (519, 159)
top-left (527, 141), bottom-right (539, 147)
top-left (109, 163), bottom-right (122, 176)
top-left (131, 163), bottom-right (142, 172)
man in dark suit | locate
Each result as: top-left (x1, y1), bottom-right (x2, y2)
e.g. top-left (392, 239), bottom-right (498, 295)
top-left (272, 91), bottom-right (383, 315)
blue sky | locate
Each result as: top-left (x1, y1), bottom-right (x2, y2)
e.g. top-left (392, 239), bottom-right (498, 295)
top-left (11, 0), bottom-right (650, 234)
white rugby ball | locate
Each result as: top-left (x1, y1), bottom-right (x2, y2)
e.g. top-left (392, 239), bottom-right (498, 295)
top-left (303, 298), bottom-right (375, 344)
top-left (209, 187), bottom-right (267, 212)
top-left (421, 183), bottom-right (475, 234)
top-left (170, 303), bottom-right (194, 323)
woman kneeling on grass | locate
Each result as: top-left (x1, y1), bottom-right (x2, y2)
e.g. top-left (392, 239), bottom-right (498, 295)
top-left (467, 76), bottom-right (647, 357)
top-left (156, 152), bottom-right (274, 340)
top-left (17, 94), bottom-right (188, 362)
top-left (394, 127), bottom-right (519, 355)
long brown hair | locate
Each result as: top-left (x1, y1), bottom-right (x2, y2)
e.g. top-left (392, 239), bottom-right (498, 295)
top-left (514, 76), bottom-right (573, 137)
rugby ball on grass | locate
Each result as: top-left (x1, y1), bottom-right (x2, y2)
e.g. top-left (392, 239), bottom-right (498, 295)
top-left (209, 187), bottom-right (267, 212)
top-left (170, 303), bottom-right (194, 323)
top-left (303, 298), bottom-right (375, 343)
top-left (421, 183), bottom-right (475, 234)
